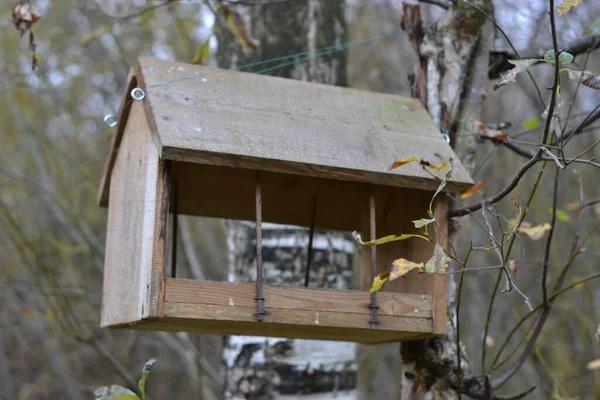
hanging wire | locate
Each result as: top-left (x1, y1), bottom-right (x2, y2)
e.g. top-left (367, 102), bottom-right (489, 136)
top-left (102, 28), bottom-right (452, 144)
top-left (103, 29), bottom-right (404, 127)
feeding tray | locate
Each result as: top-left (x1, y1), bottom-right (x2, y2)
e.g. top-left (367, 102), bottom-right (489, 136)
top-left (98, 57), bottom-right (473, 344)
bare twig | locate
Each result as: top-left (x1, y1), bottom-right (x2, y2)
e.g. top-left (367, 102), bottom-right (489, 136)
top-left (449, 150), bottom-right (541, 218)
top-left (460, 0), bottom-right (545, 107)
top-left (492, 222), bottom-right (597, 389)
top-left (481, 165), bottom-right (546, 373)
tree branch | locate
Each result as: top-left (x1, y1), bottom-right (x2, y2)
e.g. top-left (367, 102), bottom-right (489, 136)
top-left (448, 150), bottom-right (541, 217)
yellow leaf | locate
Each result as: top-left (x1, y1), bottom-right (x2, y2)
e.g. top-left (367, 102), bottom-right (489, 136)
top-left (191, 35), bottom-right (212, 65)
top-left (518, 222), bottom-right (551, 240)
top-left (369, 272), bottom-right (390, 294)
top-left (224, 7), bottom-right (259, 49)
top-left (420, 160), bottom-right (448, 171)
top-left (79, 27), bottom-right (107, 46)
top-left (557, 0), bottom-right (581, 16)
top-left (459, 179), bottom-right (485, 199)
top-left (388, 156), bottom-right (419, 171)
top-left (390, 259), bottom-right (424, 281)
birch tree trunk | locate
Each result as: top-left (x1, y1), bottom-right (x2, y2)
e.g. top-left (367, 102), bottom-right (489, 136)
top-left (359, 2), bottom-right (493, 399)
top-left (215, 2), bottom-right (357, 399)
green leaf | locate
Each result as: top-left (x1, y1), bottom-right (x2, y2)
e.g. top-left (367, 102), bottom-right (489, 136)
top-left (424, 244), bottom-right (451, 274)
top-left (544, 50), bottom-right (556, 64)
top-left (94, 385), bottom-right (140, 400)
top-left (352, 231), bottom-right (426, 246)
top-left (138, 358), bottom-right (159, 400)
top-left (550, 208), bottom-right (570, 222)
top-left (584, 19), bottom-right (600, 35)
top-left (413, 218), bottom-right (436, 228)
top-left (559, 52), bottom-right (574, 65)
top-left (370, 273), bottom-right (390, 293)
top-left (521, 117), bottom-right (540, 130)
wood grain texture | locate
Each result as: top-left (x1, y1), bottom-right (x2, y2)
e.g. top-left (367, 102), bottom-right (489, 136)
top-left (99, 57), bottom-right (473, 205)
top-left (158, 302), bottom-right (433, 340)
top-left (164, 278), bottom-right (432, 317)
top-left (98, 69), bottom-right (137, 207)
top-left (149, 159), bottom-right (169, 318)
top-left (108, 316), bottom-right (434, 344)
top-left (431, 194), bottom-right (448, 334)
top-left (167, 160), bottom-right (439, 231)
top-left (100, 101), bottom-right (161, 327)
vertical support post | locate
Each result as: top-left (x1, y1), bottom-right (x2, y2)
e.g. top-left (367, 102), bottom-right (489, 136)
top-left (369, 194), bottom-right (379, 328)
top-left (171, 179), bottom-right (178, 279)
top-left (304, 196), bottom-right (317, 287)
top-left (255, 171), bottom-right (265, 321)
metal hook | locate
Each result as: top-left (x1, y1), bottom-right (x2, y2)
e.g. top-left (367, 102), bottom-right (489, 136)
top-left (130, 87), bottom-right (146, 101)
top-left (103, 114), bottom-right (118, 128)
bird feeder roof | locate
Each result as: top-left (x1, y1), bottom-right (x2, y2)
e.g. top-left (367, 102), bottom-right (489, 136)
top-left (99, 57), bottom-right (472, 207)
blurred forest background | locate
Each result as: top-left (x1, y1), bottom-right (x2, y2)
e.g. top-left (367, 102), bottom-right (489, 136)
top-left (0, 0), bottom-right (599, 399)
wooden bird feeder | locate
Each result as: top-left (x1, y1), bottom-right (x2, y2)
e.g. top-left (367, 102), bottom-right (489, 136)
top-left (98, 57), bottom-right (473, 344)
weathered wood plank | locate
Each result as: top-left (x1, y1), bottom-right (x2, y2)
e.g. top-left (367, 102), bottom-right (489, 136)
top-left (432, 194), bottom-right (448, 334)
top-left (126, 57), bottom-right (473, 193)
top-left (109, 317), bottom-right (434, 344)
top-left (100, 101), bottom-right (160, 327)
top-left (161, 302), bottom-right (432, 339)
top-left (98, 69), bottom-right (137, 207)
top-left (164, 278), bottom-right (432, 317)
top-left (168, 160), bottom-right (441, 231)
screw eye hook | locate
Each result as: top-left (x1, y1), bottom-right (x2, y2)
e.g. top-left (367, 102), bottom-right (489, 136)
top-left (103, 114), bottom-right (118, 128)
top-left (131, 87), bottom-right (146, 101)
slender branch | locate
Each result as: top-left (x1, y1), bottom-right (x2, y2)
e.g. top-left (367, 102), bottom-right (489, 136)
top-left (449, 150), bottom-right (541, 218)
top-left (94, 0), bottom-right (175, 21)
top-left (482, 165), bottom-right (546, 373)
top-left (541, 166), bottom-right (560, 306)
top-left (580, 198), bottom-right (600, 210)
top-left (460, 0), bottom-right (545, 107)
top-left (492, 222), bottom-right (597, 389)
top-left (517, 34), bottom-right (600, 60)
top-left (490, 224), bottom-right (596, 373)
top-left (456, 243), bottom-right (474, 400)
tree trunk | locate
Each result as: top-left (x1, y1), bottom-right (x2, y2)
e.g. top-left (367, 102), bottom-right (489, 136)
top-left (215, 2), bottom-right (356, 399)
top-left (359, 2), bottom-right (493, 399)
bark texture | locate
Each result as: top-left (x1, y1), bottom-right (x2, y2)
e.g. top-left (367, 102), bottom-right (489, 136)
top-left (215, 3), bottom-right (356, 399)
top-left (398, 2), bottom-right (493, 399)
top-left (358, 2), bottom-right (493, 399)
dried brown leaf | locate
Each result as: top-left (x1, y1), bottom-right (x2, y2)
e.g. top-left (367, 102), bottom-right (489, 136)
top-left (518, 222), bottom-right (551, 240)
top-left (389, 156), bottom-right (419, 171)
top-left (567, 70), bottom-right (600, 90)
top-left (459, 179), bottom-right (485, 199)
top-left (224, 7), bottom-right (259, 50)
top-left (508, 260), bottom-right (517, 278)
top-left (11, 0), bottom-right (40, 36)
top-left (494, 59), bottom-right (537, 90)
